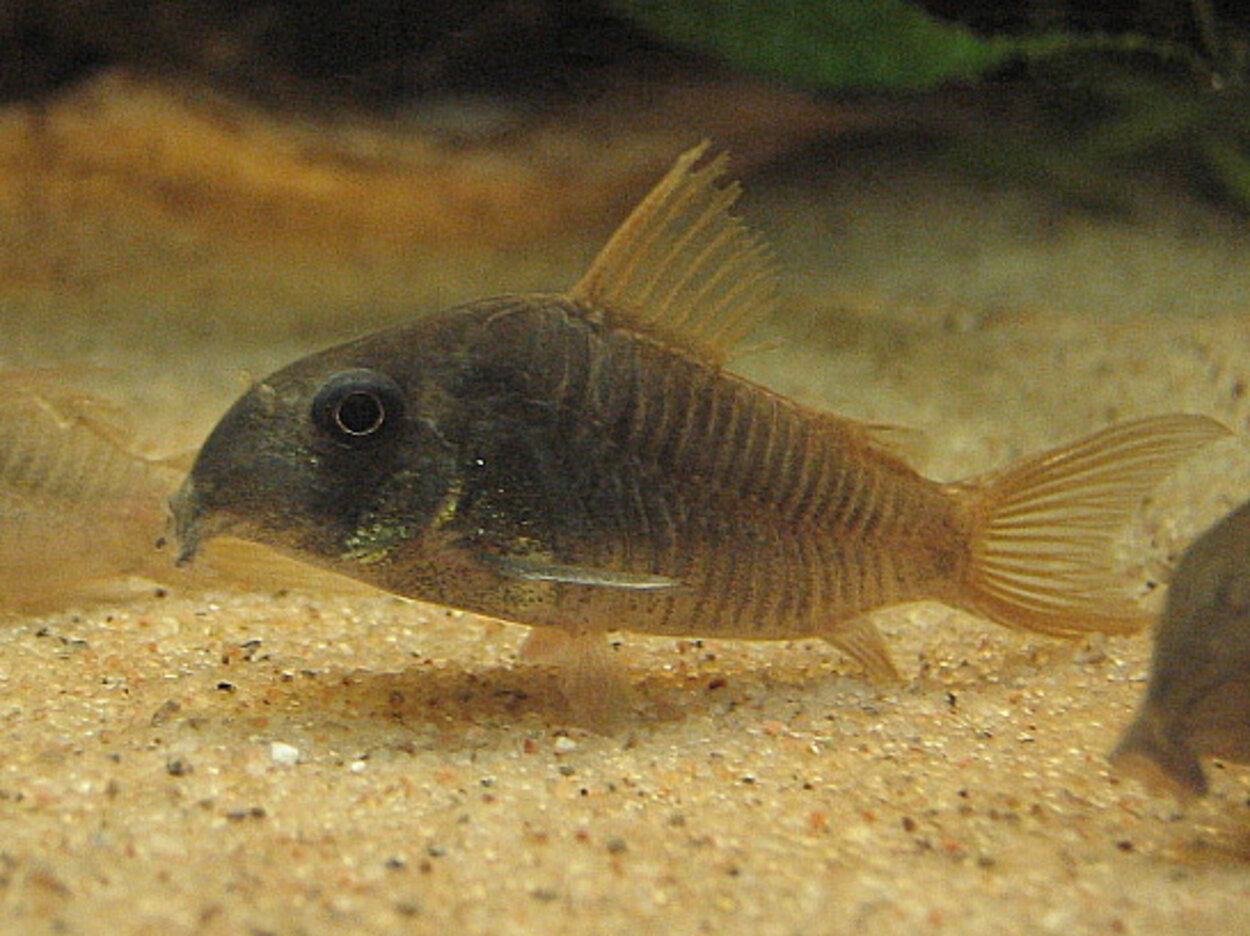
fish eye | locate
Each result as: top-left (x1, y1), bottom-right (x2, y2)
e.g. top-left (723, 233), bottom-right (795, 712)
top-left (312, 369), bottom-right (405, 447)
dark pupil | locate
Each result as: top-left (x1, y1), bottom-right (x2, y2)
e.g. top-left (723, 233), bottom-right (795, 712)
top-left (335, 390), bottom-right (385, 436)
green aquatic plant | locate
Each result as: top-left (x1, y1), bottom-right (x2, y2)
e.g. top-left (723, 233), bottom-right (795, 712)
top-left (611, 0), bottom-right (1250, 211)
top-left (611, 0), bottom-right (1017, 91)
top-left (609, 0), bottom-right (1208, 91)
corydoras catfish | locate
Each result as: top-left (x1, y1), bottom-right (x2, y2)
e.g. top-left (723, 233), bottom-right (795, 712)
top-left (0, 375), bottom-right (175, 610)
top-left (1112, 497), bottom-right (1250, 801)
top-left (170, 143), bottom-right (1227, 709)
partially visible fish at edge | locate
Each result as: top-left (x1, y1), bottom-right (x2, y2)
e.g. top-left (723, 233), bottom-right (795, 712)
top-left (0, 375), bottom-right (176, 610)
top-left (0, 374), bottom-right (363, 611)
top-left (169, 142), bottom-right (1230, 718)
top-left (1111, 497), bottom-right (1250, 802)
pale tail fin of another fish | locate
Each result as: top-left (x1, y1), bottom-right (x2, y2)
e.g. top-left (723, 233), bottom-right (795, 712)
top-left (954, 415), bottom-right (1229, 637)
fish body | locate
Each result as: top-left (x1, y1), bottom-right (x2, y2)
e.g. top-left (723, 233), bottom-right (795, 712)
top-left (176, 292), bottom-right (968, 676)
top-left (1111, 498), bottom-right (1250, 800)
top-left (172, 144), bottom-right (1227, 682)
top-left (0, 377), bottom-right (176, 609)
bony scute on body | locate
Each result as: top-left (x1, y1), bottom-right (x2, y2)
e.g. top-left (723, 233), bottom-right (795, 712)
top-left (172, 141), bottom-right (1229, 716)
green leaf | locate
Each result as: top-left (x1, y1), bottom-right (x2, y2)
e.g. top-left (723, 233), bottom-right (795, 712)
top-left (610, 0), bottom-right (1017, 91)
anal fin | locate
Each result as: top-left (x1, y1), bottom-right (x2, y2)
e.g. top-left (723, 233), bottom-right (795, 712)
top-left (821, 616), bottom-right (900, 684)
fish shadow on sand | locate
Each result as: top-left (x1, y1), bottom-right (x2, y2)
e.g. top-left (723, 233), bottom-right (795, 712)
top-left (194, 642), bottom-right (883, 743)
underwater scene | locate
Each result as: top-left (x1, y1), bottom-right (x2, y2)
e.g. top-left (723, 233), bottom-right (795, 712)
top-left (2, 2), bottom-right (1250, 934)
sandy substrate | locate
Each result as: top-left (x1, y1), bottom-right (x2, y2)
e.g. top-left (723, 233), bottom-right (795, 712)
top-left (3, 83), bottom-right (1250, 934)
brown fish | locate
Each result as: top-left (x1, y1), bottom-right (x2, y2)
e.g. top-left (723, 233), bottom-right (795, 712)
top-left (170, 143), bottom-right (1227, 696)
top-left (1111, 498), bottom-right (1250, 801)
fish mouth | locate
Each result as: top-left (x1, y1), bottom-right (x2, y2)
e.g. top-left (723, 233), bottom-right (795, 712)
top-left (168, 477), bottom-right (234, 567)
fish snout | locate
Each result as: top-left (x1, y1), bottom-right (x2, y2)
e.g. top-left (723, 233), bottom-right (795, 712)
top-left (168, 477), bottom-right (206, 567)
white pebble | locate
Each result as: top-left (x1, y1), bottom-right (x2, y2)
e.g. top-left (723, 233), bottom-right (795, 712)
top-left (554, 737), bottom-right (578, 753)
top-left (349, 760), bottom-right (368, 774)
top-left (270, 742), bottom-right (301, 766)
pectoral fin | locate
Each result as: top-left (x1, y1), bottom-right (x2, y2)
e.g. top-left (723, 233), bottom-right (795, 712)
top-left (481, 553), bottom-right (683, 591)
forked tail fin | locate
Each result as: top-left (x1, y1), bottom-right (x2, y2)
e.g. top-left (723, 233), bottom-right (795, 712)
top-left (954, 415), bottom-right (1229, 636)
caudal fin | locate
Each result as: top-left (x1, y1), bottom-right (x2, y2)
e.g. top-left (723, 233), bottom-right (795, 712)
top-left (954, 415), bottom-right (1229, 637)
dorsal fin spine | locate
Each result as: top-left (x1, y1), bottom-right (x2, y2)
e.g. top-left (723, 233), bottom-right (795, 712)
top-left (588, 151), bottom-right (714, 311)
top-left (637, 183), bottom-right (731, 316)
top-left (568, 141), bottom-right (778, 361)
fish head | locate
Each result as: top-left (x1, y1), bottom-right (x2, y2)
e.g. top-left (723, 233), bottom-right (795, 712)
top-left (172, 339), bottom-right (461, 578)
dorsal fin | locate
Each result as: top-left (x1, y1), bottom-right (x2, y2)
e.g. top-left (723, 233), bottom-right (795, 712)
top-left (568, 141), bottom-right (779, 363)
